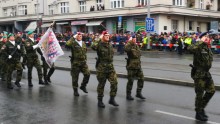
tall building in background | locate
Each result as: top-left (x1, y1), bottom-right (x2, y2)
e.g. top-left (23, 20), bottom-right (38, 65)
top-left (0, 0), bottom-right (219, 33)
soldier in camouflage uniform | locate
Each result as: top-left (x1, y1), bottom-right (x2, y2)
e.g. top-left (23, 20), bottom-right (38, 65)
top-left (124, 35), bottom-right (145, 100)
top-left (66, 32), bottom-right (90, 96)
top-left (188, 32), bottom-right (215, 122)
top-left (24, 31), bottom-right (45, 87)
top-left (0, 36), bottom-right (8, 81)
top-left (91, 31), bottom-right (119, 108)
top-left (1, 34), bottom-right (24, 89)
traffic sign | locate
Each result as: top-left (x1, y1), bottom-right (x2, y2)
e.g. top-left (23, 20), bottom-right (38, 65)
top-left (146, 17), bottom-right (154, 32)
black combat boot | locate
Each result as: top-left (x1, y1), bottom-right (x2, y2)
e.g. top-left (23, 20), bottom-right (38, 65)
top-left (39, 80), bottom-right (45, 85)
top-left (28, 79), bottom-right (33, 87)
top-left (47, 67), bottom-right (55, 83)
top-left (126, 94), bottom-right (134, 100)
top-left (196, 112), bottom-right (208, 121)
top-left (136, 91), bottom-right (146, 99)
top-left (44, 78), bottom-right (49, 85)
top-left (98, 98), bottom-right (105, 108)
top-left (7, 83), bottom-right (13, 89)
top-left (15, 81), bottom-right (21, 88)
top-left (73, 88), bottom-right (79, 96)
top-left (109, 97), bottom-right (119, 106)
top-left (201, 110), bottom-right (208, 119)
top-left (80, 86), bottom-right (88, 93)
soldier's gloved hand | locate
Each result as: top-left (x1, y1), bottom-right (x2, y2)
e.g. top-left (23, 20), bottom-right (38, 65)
top-left (17, 45), bottom-right (21, 50)
top-left (33, 44), bottom-right (39, 50)
top-left (8, 55), bottom-right (12, 59)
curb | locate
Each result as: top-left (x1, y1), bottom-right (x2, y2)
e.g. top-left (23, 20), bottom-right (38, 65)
top-left (56, 66), bottom-right (220, 91)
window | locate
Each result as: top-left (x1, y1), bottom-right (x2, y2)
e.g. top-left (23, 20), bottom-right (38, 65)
top-left (48, 5), bottom-right (54, 15)
top-left (79, 1), bottom-right (86, 12)
top-left (188, 21), bottom-right (194, 30)
top-left (60, 2), bottom-right (69, 13)
top-left (171, 20), bottom-right (178, 31)
top-left (173, 0), bottom-right (185, 6)
top-left (111, 0), bottom-right (124, 8)
top-left (97, 0), bottom-right (103, 6)
top-left (138, 0), bottom-right (147, 6)
top-left (199, 0), bottom-right (204, 9)
top-left (18, 5), bottom-right (27, 15)
top-left (3, 8), bottom-right (7, 16)
top-left (11, 7), bottom-right (16, 16)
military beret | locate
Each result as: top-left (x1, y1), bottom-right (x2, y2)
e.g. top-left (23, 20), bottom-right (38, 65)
top-left (102, 31), bottom-right (109, 35)
top-left (27, 31), bottom-right (34, 35)
top-left (2, 36), bottom-right (7, 38)
top-left (76, 32), bottom-right (83, 35)
top-left (8, 33), bottom-right (14, 38)
top-left (17, 32), bottom-right (22, 35)
top-left (199, 32), bottom-right (208, 38)
top-left (132, 35), bottom-right (136, 38)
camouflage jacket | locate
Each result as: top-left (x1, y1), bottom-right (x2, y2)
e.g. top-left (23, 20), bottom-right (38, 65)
top-left (1, 41), bottom-right (23, 62)
top-left (24, 38), bottom-right (42, 59)
top-left (91, 39), bottom-right (114, 63)
top-left (66, 37), bottom-right (87, 63)
top-left (124, 41), bottom-right (141, 69)
top-left (188, 41), bottom-right (213, 79)
top-left (0, 41), bottom-right (7, 60)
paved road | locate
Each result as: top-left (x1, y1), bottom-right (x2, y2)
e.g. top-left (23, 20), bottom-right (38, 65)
top-left (0, 69), bottom-right (219, 124)
top-left (55, 50), bottom-right (220, 85)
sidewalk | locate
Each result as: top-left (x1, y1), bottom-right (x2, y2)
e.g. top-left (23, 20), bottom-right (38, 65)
top-left (55, 50), bottom-right (220, 90)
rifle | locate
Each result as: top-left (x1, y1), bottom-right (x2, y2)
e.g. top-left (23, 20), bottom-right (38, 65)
top-left (189, 64), bottom-right (196, 79)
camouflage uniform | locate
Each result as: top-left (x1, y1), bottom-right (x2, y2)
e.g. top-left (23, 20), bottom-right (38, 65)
top-left (24, 38), bottom-right (44, 86)
top-left (124, 41), bottom-right (144, 99)
top-left (66, 37), bottom-right (90, 94)
top-left (188, 41), bottom-right (215, 114)
top-left (2, 40), bottom-right (24, 89)
top-left (91, 40), bottom-right (118, 99)
top-left (0, 40), bottom-right (7, 81)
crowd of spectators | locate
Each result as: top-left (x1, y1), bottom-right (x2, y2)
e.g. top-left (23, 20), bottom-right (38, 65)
top-left (1, 30), bottom-right (220, 55)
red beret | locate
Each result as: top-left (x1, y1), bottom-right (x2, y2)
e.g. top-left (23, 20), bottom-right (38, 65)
top-left (77, 32), bottom-right (82, 35)
top-left (102, 31), bottom-right (109, 35)
top-left (17, 32), bottom-right (22, 35)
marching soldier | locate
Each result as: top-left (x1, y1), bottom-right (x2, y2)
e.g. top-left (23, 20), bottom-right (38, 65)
top-left (24, 31), bottom-right (45, 87)
top-left (0, 36), bottom-right (8, 81)
top-left (124, 35), bottom-right (145, 100)
top-left (2, 34), bottom-right (24, 89)
top-left (91, 31), bottom-right (119, 108)
top-left (66, 32), bottom-right (90, 96)
top-left (188, 32), bottom-right (215, 121)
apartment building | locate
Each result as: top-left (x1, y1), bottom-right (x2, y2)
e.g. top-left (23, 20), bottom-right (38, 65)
top-left (0, 0), bottom-right (220, 34)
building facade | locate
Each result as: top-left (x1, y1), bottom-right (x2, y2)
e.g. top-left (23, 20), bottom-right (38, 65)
top-left (0, 0), bottom-right (220, 34)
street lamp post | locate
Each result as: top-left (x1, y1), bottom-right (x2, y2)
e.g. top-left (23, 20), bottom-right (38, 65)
top-left (147, 0), bottom-right (151, 50)
top-left (37, 0), bottom-right (40, 34)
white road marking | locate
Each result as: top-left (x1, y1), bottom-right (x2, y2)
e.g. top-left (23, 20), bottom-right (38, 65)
top-left (155, 110), bottom-right (220, 124)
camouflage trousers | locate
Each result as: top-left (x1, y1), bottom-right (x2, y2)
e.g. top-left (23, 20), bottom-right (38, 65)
top-left (194, 78), bottom-right (215, 112)
top-left (0, 60), bottom-right (7, 80)
top-left (96, 64), bottom-right (118, 98)
top-left (27, 58), bottom-right (43, 81)
top-left (6, 61), bottom-right (23, 85)
top-left (126, 69), bottom-right (144, 95)
top-left (71, 62), bottom-right (90, 89)
top-left (42, 61), bottom-right (55, 80)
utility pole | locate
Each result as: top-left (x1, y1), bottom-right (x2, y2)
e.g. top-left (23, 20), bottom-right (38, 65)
top-left (37, 0), bottom-right (40, 34)
top-left (147, 0), bottom-right (151, 50)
